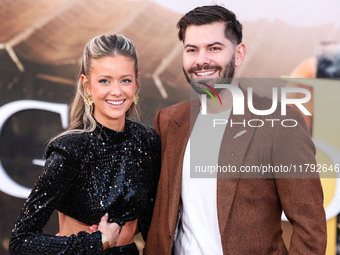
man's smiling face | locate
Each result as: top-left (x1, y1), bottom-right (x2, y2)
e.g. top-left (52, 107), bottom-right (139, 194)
top-left (182, 21), bottom-right (236, 93)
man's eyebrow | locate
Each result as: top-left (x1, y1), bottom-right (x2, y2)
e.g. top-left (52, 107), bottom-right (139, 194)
top-left (184, 44), bottom-right (197, 49)
top-left (207, 42), bottom-right (225, 47)
top-left (184, 42), bottom-right (225, 48)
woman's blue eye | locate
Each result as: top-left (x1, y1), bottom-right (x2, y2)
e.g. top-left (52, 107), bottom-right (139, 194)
top-left (122, 79), bottom-right (132, 83)
top-left (99, 79), bottom-right (109, 84)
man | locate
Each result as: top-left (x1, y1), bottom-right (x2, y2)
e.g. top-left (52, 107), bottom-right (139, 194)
top-left (144, 5), bottom-right (326, 255)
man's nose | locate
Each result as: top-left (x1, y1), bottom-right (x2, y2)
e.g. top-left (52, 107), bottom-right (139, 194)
top-left (195, 50), bottom-right (210, 66)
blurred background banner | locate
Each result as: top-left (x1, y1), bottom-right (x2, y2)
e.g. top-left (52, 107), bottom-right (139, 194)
top-left (0, 0), bottom-right (339, 254)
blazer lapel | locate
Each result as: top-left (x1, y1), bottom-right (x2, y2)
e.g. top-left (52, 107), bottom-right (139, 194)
top-left (166, 101), bottom-right (200, 227)
top-left (217, 97), bottom-right (256, 236)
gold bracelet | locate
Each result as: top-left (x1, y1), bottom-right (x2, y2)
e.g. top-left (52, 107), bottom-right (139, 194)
top-left (101, 232), bottom-right (110, 251)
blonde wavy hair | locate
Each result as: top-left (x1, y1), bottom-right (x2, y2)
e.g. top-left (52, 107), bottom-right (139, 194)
top-left (52, 34), bottom-right (139, 141)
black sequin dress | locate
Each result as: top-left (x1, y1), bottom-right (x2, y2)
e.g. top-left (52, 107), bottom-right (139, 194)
top-left (9, 119), bottom-right (160, 255)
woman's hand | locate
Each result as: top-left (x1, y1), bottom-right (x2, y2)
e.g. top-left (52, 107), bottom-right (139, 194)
top-left (90, 213), bottom-right (121, 248)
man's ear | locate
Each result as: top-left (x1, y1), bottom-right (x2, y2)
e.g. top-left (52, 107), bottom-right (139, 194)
top-left (235, 43), bottom-right (246, 67)
top-left (81, 74), bottom-right (90, 94)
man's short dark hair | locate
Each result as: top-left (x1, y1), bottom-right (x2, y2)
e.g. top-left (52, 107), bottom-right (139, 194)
top-left (177, 5), bottom-right (243, 45)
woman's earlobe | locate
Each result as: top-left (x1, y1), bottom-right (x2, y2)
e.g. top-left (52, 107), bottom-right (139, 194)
top-left (81, 74), bottom-right (87, 85)
top-left (81, 74), bottom-right (90, 93)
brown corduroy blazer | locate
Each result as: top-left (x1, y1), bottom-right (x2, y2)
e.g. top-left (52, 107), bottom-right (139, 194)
top-left (144, 92), bottom-right (327, 255)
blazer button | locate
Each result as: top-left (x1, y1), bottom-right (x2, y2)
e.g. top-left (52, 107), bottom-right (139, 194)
top-left (231, 152), bottom-right (234, 157)
top-left (169, 233), bottom-right (172, 238)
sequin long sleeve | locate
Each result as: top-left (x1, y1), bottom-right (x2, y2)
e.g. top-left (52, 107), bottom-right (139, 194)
top-left (9, 120), bottom-right (161, 254)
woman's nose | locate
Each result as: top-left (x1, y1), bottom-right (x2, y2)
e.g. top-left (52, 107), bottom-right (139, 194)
top-left (109, 83), bottom-right (123, 96)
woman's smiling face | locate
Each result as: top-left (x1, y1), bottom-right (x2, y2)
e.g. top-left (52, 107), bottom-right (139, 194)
top-left (82, 55), bottom-right (138, 130)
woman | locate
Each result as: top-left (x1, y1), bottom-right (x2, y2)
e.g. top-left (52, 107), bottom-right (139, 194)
top-left (9, 34), bottom-right (160, 255)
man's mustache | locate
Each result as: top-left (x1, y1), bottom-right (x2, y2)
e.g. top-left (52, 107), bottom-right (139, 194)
top-left (188, 65), bottom-right (222, 74)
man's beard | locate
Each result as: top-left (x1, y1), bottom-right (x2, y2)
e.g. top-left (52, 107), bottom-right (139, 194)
top-left (183, 54), bottom-right (235, 95)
